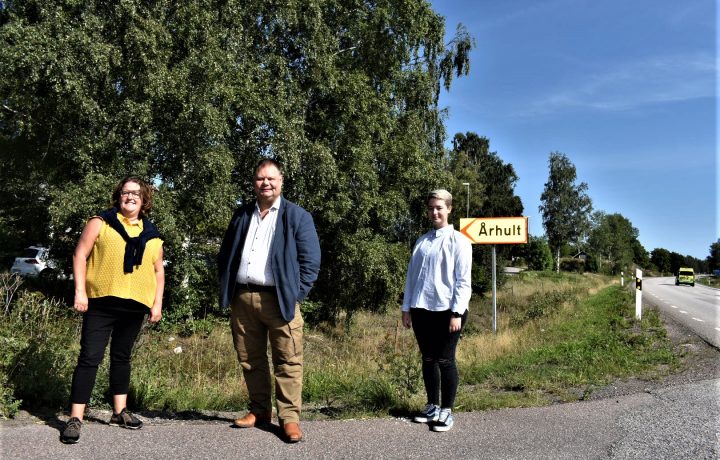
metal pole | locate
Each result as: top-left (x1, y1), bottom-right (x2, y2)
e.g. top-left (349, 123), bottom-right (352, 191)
top-left (462, 182), bottom-right (470, 218)
top-left (492, 245), bottom-right (497, 333)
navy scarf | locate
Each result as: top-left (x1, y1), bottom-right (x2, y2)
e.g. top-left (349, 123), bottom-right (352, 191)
top-left (99, 208), bottom-right (161, 273)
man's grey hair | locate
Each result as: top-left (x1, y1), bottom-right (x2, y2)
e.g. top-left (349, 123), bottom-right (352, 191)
top-left (426, 189), bottom-right (453, 207)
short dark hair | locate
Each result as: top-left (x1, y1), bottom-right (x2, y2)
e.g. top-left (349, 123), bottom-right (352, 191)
top-left (255, 158), bottom-right (284, 176)
top-left (111, 176), bottom-right (153, 217)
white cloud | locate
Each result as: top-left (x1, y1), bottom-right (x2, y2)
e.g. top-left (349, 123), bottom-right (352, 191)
top-left (471, 0), bottom-right (574, 31)
top-left (522, 52), bottom-right (716, 116)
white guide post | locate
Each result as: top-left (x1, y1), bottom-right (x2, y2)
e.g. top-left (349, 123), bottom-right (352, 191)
top-left (635, 268), bottom-right (642, 320)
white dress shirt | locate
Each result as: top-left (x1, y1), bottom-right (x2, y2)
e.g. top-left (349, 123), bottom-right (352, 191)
top-left (236, 196), bottom-right (281, 286)
top-left (401, 224), bottom-right (472, 314)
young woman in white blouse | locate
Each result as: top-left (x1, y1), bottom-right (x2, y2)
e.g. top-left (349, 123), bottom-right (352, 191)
top-left (401, 189), bottom-right (472, 432)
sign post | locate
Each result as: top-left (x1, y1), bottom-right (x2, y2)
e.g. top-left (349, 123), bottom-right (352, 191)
top-left (460, 217), bottom-right (528, 333)
top-left (635, 268), bottom-right (642, 320)
top-left (491, 245), bottom-right (497, 332)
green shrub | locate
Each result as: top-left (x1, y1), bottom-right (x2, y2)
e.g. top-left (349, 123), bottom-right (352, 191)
top-left (0, 282), bottom-right (78, 415)
top-left (378, 349), bottom-right (422, 402)
top-left (560, 258), bottom-right (585, 273)
top-left (509, 291), bottom-right (575, 327)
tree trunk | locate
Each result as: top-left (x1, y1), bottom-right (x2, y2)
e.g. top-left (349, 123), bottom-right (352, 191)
top-left (556, 247), bottom-right (560, 273)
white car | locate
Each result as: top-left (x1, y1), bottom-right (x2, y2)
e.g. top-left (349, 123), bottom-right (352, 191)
top-left (10, 246), bottom-right (56, 277)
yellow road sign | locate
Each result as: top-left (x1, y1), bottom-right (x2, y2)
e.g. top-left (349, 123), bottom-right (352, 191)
top-left (460, 217), bottom-right (528, 244)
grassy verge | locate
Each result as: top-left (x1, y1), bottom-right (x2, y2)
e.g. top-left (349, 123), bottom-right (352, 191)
top-left (456, 286), bottom-right (675, 410)
top-left (0, 271), bottom-right (678, 419)
top-left (696, 275), bottom-right (719, 288)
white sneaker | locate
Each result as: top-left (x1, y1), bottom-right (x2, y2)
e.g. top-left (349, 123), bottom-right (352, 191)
top-left (432, 408), bottom-right (454, 432)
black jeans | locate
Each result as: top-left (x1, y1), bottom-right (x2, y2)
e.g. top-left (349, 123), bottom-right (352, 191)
top-left (70, 297), bottom-right (147, 404)
top-left (410, 308), bottom-right (467, 409)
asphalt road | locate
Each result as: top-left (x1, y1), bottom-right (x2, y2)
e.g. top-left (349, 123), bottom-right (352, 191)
top-left (2, 376), bottom-right (718, 460)
top-left (642, 276), bottom-right (720, 348)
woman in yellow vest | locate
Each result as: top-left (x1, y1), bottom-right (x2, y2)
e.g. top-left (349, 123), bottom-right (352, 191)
top-left (61, 177), bottom-right (164, 444)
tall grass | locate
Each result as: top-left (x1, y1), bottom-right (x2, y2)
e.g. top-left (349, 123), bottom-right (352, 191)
top-left (696, 275), bottom-right (719, 288)
top-left (129, 324), bottom-right (248, 412)
top-left (0, 280), bottom-right (78, 415)
top-left (457, 286), bottom-right (675, 408)
top-left (0, 271), bottom-right (677, 419)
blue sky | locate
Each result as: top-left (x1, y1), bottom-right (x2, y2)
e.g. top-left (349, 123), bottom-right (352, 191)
top-left (430, 0), bottom-right (716, 260)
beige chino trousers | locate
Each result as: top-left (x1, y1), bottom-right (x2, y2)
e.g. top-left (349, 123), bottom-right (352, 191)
top-left (230, 289), bottom-right (304, 423)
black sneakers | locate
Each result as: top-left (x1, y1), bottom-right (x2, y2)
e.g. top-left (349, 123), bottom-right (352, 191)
top-left (413, 403), bottom-right (440, 423)
top-left (60, 417), bottom-right (82, 444)
top-left (60, 409), bottom-right (142, 443)
top-left (109, 408), bottom-right (144, 430)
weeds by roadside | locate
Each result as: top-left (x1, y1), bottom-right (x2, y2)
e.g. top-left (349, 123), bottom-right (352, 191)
top-left (0, 276), bottom-right (78, 417)
top-left (457, 286), bottom-right (676, 409)
top-left (696, 275), bottom-right (719, 288)
top-left (130, 323), bottom-right (247, 412)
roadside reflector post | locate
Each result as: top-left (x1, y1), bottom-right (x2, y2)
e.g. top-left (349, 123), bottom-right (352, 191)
top-left (621, 271), bottom-right (624, 287)
top-left (635, 268), bottom-right (642, 320)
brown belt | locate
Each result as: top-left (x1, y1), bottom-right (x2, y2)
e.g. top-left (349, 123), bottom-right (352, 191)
top-left (237, 282), bottom-right (276, 293)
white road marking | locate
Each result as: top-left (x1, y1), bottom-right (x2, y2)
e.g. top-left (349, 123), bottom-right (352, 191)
top-left (715, 328), bottom-right (720, 332)
top-left (692, 317), bottom-right (704, 322)
top-left (670, 305), bottom-right (678, 309)
top-left (679, 310), bottom-right (688, 314)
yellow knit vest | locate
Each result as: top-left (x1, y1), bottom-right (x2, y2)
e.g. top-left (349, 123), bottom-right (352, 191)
top-left (85, 213), bottom-right (163, 308)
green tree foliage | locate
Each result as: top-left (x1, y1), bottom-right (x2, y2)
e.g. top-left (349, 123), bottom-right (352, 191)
top-left (539, 152), bottom-right (592, 272)
top-left (632, 239), bottom-right (650, 269)
top-left (517, 235), bottom-right (553, 271)
top-left (666, 252), bottom-right (706, 275)
top-left (669, 252), bottom-right (686, 275)
top-left (449, 133), bottom-right (523, 219)
top-left (446, 132), bottom-right (523, 293)
top-left (0, 0), bottom-right (474, 324)
top-left (707, 239), bottom-right (720, 272)
top-left (587, 211), bottom-right (645, 275)
top-left (650, 248), bottom-right (671, 274)
top-left (649, 248), bottom-right (706, 275)
top-left (0, 135), bottom-right (53, 265)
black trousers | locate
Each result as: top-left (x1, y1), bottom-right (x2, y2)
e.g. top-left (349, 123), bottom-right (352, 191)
top-left (410, 308), bottom-right (468, 409)
top-left (69, 297), bottom-right (147, 404)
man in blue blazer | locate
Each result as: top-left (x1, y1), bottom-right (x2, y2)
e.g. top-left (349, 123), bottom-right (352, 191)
top-left (218, 159), bottom-right (321, 443)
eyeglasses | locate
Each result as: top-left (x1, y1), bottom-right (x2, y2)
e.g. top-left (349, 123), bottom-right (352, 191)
top-left (120, 190), bottom-right (141, 198)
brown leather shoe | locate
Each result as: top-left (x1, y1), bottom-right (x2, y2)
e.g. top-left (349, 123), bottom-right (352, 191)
top-left (232, 412), bottom-right (272, 428)
top-left (282, 422), bottom-right (303, 442)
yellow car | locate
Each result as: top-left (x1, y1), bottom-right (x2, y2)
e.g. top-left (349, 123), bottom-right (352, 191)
top-left (675, 267), bottom-right (695, 287)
